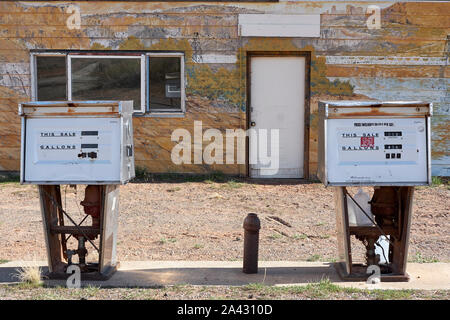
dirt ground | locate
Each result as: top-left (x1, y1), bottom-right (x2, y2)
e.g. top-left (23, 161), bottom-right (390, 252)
top-left (0, 180), bottom-right (448, 264)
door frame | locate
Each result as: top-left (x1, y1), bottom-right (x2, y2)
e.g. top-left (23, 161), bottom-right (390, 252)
top-left (246, 51), bottom-right (311, 179)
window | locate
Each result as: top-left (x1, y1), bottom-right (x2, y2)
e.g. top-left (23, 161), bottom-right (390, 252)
top-left (35, 55), bottom-right (66, 101)
top-left (147, 53), bottom-right (184, 113)
top-left (70, 56), bottom-right (144, 111)
top-left (32, 52), bottom-right (185, 115)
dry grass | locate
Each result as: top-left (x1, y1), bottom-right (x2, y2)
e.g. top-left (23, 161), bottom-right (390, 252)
top-left (0, 282), bottom-right (448, 300)
top-left (14, 264), bottom-right (43, 287)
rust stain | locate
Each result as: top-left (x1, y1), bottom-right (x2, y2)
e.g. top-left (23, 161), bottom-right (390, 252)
top-left (26, 112), bottom-right (120, 117)
top-left (328, 105), bottom-right (430, 118)
top-left (328, 113), bottom-right (424, 118)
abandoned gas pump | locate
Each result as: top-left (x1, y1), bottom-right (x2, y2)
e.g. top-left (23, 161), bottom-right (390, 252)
top-left (19, 101), bottom-right (135, 280)
top-left (318, 101), bottom-right (432, 281)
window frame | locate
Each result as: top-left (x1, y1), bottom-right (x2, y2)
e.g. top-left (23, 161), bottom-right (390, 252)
top-left (146, 52), bottom-right (185, 114)
top-left (31, 52), bottom-right (67, 102)
top-left (67, 54), bottom-right (146, 113)
top-left (31, 51), bottom-right (186, 115)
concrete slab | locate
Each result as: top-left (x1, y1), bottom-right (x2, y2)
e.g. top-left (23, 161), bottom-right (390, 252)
top-left (1, 261), bottom-right (449, 290)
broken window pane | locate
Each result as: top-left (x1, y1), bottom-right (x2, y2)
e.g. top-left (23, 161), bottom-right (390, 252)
top-left (149, 57), bottom-right (181, 112)
top-left (71, 58), bottom-right (141, 111)
top-left (36, 56), bottom-right (67, 101)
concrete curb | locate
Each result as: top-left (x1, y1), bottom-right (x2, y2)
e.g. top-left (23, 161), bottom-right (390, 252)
top-left (1, 261), bottom-right (449, 290)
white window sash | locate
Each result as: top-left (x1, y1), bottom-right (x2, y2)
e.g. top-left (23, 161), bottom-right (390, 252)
top-left (31, 52), bottom-right (186, 115)
top-left (146, 53), bottom-right (185, 113)
top-left (30, 52), bottom-right (66, 101)
top-left (67, 54), bottom-right (146, 113)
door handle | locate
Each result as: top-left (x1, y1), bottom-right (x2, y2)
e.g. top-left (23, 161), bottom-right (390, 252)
top-left (126, 145), bottom-right (133, 157)
top-left (250, 121), bottom-right (256, 127)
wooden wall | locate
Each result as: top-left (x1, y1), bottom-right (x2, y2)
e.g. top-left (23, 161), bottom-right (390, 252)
top-left (0, 1), bottom-right (448, 176)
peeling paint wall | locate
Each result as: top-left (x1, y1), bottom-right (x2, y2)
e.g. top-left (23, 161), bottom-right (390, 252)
top-left (0, 1), bottom-right (448, 176)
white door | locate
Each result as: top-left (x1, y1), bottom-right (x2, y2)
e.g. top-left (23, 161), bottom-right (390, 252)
top-left (249, 56), bottom-right (305, 178)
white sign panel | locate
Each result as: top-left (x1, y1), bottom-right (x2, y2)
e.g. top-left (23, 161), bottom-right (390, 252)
top-left (24, 117), bottom-right (121, 183)
top-left (326, 118), bottom-right (428, 184)
top-left (238, 14), bottom-right (320, 37)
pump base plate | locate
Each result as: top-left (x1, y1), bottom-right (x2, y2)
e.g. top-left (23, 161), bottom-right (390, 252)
top-left (44, 262), bottom-right (119, 281)
top-left (334, 262), bottom-right (410, 282)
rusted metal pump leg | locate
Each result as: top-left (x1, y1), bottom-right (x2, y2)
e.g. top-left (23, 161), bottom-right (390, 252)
top-left (243, 213), bottom-right (261, 274)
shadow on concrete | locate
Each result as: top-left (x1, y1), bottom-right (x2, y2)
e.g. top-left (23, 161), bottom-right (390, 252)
top-left (1, 263), bottom-right (341, 287)
top-left (58, 265), bottom-right (339, 287)
top-left (0, 266), bottom-right (49, 284)
top-left (130, 172), bottom-right (317, 186)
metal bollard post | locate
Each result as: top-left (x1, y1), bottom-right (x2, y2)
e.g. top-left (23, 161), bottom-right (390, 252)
top-left (243, 213), bottom-right (261, 274)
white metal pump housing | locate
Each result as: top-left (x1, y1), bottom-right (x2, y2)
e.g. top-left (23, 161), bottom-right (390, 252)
top-left (19, 101), bottom-right (135, 185)
top-left (317, 101), bottom-right (432, 186)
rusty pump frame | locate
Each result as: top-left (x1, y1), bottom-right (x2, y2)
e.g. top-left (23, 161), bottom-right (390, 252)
top-left (39, 184), bottom-right (120, 280)
top-left (334, 186), bottom-right (415, 281)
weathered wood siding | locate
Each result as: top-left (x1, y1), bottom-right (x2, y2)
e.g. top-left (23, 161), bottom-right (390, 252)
top-left (0, 1), bottom-right (448, 176)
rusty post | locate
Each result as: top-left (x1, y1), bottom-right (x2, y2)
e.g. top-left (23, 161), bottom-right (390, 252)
top-left (243, 213), bottom-right (261, 274)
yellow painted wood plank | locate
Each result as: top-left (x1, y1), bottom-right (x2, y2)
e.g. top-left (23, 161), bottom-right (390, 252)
top-left (0, 159), bottom-right (19, 171)
top-left (326, 65), bottom-right (447, 78)
top-left (0, 134), bottom-right (20, 148)
top-left (0, 147), bottom-right (20, 160)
